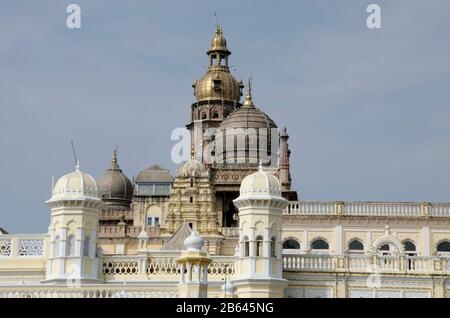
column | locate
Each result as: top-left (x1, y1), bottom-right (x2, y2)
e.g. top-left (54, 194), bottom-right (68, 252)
top-left (335, 225), bottom-right (343, 255)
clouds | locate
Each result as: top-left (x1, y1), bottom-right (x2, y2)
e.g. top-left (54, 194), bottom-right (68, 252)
top-left (0, 1), bottom-right (449, 233)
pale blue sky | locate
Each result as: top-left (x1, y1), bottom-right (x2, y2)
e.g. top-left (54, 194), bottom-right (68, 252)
top-left (1, 0), bottom-right (450, 233)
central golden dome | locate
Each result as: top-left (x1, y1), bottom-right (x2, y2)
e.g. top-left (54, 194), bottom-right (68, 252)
top-left (193, 25), bottom-right (243, 103)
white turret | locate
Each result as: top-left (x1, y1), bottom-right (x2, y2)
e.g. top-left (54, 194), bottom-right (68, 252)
top-left (44, 162), bottom-right (103, 284)
top-left (232, 163), bottom-right (289, 298)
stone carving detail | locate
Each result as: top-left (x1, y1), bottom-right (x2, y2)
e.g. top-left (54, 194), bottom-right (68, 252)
top-left (0, 240), bottom-right (11, 257)
top-left (147, 257), bottom-right (180, 275)
top-left (18, 239), bottom-right (44, 256)
top-left (208, 260), bottom-right (235, 276)
top-left (103, 261), bottom-right (139, 275)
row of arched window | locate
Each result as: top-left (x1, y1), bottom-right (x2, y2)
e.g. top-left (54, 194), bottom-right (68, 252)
top-left (53, 235), bottom-right (91, 257)
top-left (282, 238), bottom-right (450, 254)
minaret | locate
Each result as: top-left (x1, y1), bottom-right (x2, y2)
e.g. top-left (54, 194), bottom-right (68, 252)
top-left (176, 231), bottom-right (212, 298)
top-left (232, 162), bottom-right (289, 298)
top-left (279, 127), bottom-right (291, 190)
top-left (45, 162), bottom-right (103, 283)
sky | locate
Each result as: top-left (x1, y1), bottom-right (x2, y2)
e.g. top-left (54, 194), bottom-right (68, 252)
top-left (1, 0), bottom-right (450, 233)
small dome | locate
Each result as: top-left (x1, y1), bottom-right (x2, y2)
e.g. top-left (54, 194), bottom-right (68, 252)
top-left (51, 162), bottom-right (100, 201)
top-left (221, 281), bottom-right (236, 294)
top-left (97, 150), bottom-right (133, 208)
top-left (239, 163), bottom-right (282, 197)
top-left (135, 164), bottom-right (173, 183)
top-left (208, 26), bottom-right (229, 54)
top-left (177, 157), bottom-right (208, 178)
top-left (184, 230), bottom-right (204, 251)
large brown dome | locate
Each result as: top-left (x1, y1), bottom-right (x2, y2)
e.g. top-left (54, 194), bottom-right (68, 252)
top-left (214, 80), bottom-right (278, 165)
top-left (97, 150), bottom-right (133, 208)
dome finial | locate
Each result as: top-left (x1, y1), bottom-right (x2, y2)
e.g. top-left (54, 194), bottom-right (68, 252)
top-left (258, 159), bottom-right (263, 172)
top-left (111, 147), bottom-right (120, 169)
top-left (76, 160), bottom-right (80, 171)
top-left (214, 11), bottom-right (221, 34)
top-left (243, 77), bottom-right (255, 108)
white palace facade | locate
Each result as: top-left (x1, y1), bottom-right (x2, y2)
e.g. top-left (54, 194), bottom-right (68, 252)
top-left (0, 25), bottom-right (449, 298)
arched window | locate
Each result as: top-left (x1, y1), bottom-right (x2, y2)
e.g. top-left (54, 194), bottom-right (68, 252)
top-left (67, 235), bottom-right (75, 256)
top-left (348, 239), bottom-right (364, 251)
top-left (271, 237), bottom-right (277, 258)
top-left (243, 236), bottom-right (250, 257)
top-left (256, 235), bottom-right (264, 257)
top-left (83, 236), bottom-right (90, 257)
top-left (213, 112), bottom-right (219, 119)
top-left (437, 241), bottom-right (450, 252)
top-left (379, 244), bottom-right (390, 251)
top-left (282, 239), bottom-right (300, 250)
top-left (403, 240), bottom-right (416, 252)
top-left (311, 239), bottom-right (329, 250)
top-left (53, 236), bottom-right (60, 257)
top-left (202, 113), bottom-right (207, 120)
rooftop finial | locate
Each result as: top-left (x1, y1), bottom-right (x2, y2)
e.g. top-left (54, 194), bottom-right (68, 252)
top-left (111, 147), bottom-right (120, 169)
top-left (70, 140), bottom-right (79, 169)
top-left (76, 160), bottom-right (80, 171)
top-left (243, 76), bottom-right (255, 108)
top-left (214, 11), bottom-right (221, 33)
top-left (258, 159), bottom-right (263, 172)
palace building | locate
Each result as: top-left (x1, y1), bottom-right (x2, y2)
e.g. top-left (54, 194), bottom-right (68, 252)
top-left (0, 25), bottom-right (449, 298)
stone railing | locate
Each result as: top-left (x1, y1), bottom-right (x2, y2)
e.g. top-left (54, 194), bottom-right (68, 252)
top-left (98, 226), bottom-right (160, 239)
top-left (0, 288), bottom-right (178, 298)
top-left (283, 254), bottom-right (450, 275)
top-left (221, 227), bottom-right (239, 237)
top-left (0, 235), bottom-right (47, 258)
top-left (284, 201), bottom-right (450, 217)
top-left (102, 252), bottom-right (237, 282)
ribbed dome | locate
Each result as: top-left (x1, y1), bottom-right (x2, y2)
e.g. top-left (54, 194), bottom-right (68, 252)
top-left (215, 80), bottom-right (277, 164)
top-left (239, 163), bottom-right (282, 197)
top-left (135, 164), bottom-right (173, 183)
top-left (50, 162), bottom-right (100, 202)
top-left (97, 150), bottom-right (133, 208)
top-left (177, 157), bottom-right (208, 178)
top-left (194, 70), bottom-right (242, 102)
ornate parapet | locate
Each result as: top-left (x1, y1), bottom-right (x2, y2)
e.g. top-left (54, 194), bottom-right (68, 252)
top-left (101, 252), bottom-right (237, 282)
top-left (284, 201), bottom-right (450, 218)
top-left (0, 234), bottom-right (47, 259)
top-left (282, 254), bottom-right (450, 276)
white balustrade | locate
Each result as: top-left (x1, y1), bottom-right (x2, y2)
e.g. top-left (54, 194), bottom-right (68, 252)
top-left (348, 255), bottom-right (371, 271)
top-left (283, 201), bottom-right (450, 217)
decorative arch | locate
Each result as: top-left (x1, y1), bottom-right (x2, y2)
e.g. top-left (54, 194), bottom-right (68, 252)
top-left (371, 235), bottom-right (403, 254)
top-left (347, 238), bottom-right (365, 252)
top-left (436, 240), bottom-right (450, 253)
top-left (310, 237), bottom-right (330, 250)
top-left (282, 238), bottom-right (300, 250)
top-left (402, 239), bottom-right (417, 252)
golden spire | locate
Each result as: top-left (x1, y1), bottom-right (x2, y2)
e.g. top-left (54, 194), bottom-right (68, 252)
top-left (243, 78), bottom-right (255, 108)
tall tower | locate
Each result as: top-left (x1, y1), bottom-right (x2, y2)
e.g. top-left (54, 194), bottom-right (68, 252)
top-left (232, 163), bottom-right (289, 298)
top-left (176, 231), bottom-right (212, 298)
top-left (189, 24), bottom-right (244, 164)
top-left (45, 162), bottom-right (103, 283)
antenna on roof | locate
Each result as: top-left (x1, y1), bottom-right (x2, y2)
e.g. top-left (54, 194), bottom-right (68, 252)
top-left (70, 140), bottom-right (79, 168)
